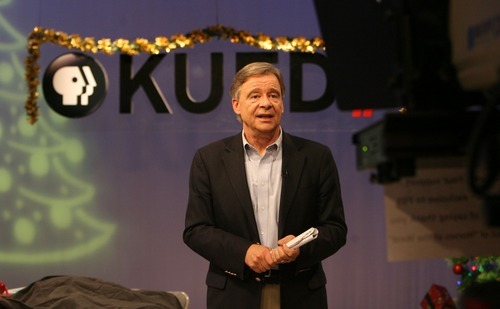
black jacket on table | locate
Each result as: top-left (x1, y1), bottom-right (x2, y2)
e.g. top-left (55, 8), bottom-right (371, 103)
top-left (183, 131), bottom-right (347, 309)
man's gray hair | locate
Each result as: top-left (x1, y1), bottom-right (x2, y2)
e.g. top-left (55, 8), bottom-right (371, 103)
top-left (230, 62), bottom-right (285, 101)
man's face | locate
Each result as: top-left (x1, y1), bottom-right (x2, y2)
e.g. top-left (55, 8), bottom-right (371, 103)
top-left (232, 73), bottom-right (284, 138)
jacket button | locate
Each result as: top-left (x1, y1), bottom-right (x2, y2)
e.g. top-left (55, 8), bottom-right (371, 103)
top-left (255, 277), bottom-right (261, 282)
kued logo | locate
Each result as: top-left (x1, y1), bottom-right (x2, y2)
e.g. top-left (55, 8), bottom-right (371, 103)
top-left (43, 52), bottom-right (108, 118)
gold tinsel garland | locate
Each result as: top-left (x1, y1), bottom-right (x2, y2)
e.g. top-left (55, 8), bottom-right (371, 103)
top-left (25, 25), bottom-right (325, 124)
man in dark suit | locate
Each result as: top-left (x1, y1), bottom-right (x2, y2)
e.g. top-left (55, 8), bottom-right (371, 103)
top-left (183, 62), bottom-right (347, 309)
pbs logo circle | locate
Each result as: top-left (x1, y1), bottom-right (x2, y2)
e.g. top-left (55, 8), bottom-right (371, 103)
top-left (43, 53), bottom-right (108, 118)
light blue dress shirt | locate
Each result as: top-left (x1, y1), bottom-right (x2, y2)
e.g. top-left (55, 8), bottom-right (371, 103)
top-left (242, 130), bottom-right (283, 249)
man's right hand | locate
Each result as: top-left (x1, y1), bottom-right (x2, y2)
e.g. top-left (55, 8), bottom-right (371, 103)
top-left (244, 244), bottom-right (274, 273)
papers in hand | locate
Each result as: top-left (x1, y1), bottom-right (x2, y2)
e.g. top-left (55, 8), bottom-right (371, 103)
top-left (285, 227), bottom-right (319, 249)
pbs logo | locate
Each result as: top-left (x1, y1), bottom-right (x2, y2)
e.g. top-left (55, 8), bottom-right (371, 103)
top-left (43, 53), bottom-right (108, 118)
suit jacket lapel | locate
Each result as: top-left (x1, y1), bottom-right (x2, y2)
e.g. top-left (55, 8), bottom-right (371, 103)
top-left (222, 133), bottom-right (260, 240)
top-left (279, 133), bottom-right (305, 237)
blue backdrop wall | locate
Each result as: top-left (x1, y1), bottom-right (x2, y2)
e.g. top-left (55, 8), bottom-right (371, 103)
top-left (0, 0), bottom-right (457, 307)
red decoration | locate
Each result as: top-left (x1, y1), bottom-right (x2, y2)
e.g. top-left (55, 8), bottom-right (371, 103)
top-left (421, 284), bottom-right (456, 309)
top-left (453, 264), bottom-right (463, 275)
top-left (0, 281), bottom-right (9, 297)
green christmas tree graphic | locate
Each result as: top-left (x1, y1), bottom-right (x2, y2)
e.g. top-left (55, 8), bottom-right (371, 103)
top-left (0, 0), bottom-right (115, 264)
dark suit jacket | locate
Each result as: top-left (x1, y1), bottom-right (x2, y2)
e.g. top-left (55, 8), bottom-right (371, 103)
top-left (183, 132), bottom-right (347, 309)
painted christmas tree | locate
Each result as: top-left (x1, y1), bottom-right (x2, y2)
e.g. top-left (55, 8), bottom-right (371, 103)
top-left (0, 0), bottom-right (115, 264)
